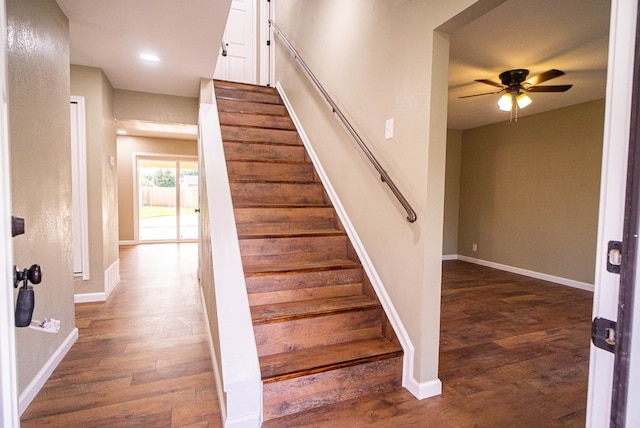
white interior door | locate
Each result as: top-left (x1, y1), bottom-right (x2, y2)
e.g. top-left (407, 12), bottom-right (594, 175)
top-left (586, 0), bottom-right (638, 426)
top-left (0, 0), bottom-right (19, 424)
top-left (70, 97), bottom-right (90, 280)
top-left (214, 0), bottom-right (256, 84)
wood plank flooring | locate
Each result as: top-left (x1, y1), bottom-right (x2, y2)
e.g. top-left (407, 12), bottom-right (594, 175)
top-left (20, 243), bottom-right (220, 427)
top-left (263, 260), bottom-right (594, 427)
top-left (21, 248), bottom-right (594, 427)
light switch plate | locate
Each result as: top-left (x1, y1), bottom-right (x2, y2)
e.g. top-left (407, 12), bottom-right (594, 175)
top-left (385, 118), bottom-right (394, 140)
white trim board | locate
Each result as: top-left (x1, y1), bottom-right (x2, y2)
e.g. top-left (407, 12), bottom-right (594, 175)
top-left (276, 82), bottom-right (441, 400)
top-left (74, 260), bottom-right (120, 303)
top-left (447, 254), bottom-right (594, 292)
top-left (18, 327), bottom-right (78, 415)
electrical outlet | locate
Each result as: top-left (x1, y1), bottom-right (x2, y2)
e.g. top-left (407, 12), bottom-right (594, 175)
top-left (385, 118), bottom-right (394, 140)
top-left (472, 243), bottom-right (478, 252)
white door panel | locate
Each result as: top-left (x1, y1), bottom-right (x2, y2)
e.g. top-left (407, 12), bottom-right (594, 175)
top-left (215, 0), bottom-right (256, 84)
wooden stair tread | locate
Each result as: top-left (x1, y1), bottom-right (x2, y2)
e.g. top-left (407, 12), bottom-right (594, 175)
top-left (229, 179), bottom-right (320, 185)
top-left (260, 337), bottom-right (403, 382)
top-left (243, 259), bottom-right (360, 275)
top-left (234, 203), bottom-right (333, 209)
top-left (237, 228), bottom-right (344, 239)
top-left (251, 295), bottom-right (379, 324)
top-left (214, 79), bottom-right (277, 94)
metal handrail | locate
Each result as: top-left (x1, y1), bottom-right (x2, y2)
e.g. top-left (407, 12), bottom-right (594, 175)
top-left (269, 19), bottom-right (417, 223)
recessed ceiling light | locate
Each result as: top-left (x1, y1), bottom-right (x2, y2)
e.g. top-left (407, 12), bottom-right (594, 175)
top-left (140, 53), bottom-right (160, 62)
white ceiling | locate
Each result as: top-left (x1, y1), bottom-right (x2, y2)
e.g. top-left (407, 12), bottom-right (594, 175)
top-left (56, 0), bottom-right (230, 98)
top-left (448, 0), bottom-right (612, 130)
top-left (56, 0), bottom-right (611, 131)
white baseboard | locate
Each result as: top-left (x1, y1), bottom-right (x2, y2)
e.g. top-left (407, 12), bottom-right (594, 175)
top-left (104, 259), bottom-right (120, 297)
top-left (404, 377), bottom-right (443, 400)
top-left (74, 292), bottom-right (107, 303)
top-left (19, 327), bottom-right (78, 415)
top-left (74, 259), bottom-right (120, 303)
top-left (276, 82), bottom-right (428, 400)
top-left (442, 254), bottom-right (457, 261)
top-left (200, 287), bottom-right (228, 424)
top-left (452, 255), bottom-right (594, 292)
top-left (118, 240), bottom-right (136, 246)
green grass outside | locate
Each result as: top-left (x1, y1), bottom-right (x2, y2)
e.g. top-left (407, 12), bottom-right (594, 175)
top-left (140, 205), bottom-right (194, 219)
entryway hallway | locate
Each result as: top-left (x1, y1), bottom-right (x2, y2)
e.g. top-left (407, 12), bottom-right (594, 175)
top-left (20, 243), bottom-right (220, 426)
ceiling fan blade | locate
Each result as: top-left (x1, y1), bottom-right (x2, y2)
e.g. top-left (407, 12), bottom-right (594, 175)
top-left (526, 84), bottom-right (573, 92)
top-left (475, 79), bottom-right (505, 88)
top-left (524, 69), bottom-right (565, 86)
top-left (459, 90), bottom-right (504, 99)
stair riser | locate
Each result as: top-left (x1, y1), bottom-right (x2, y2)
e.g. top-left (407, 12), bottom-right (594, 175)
top-left (245, 267), bottom-right (362, 294)
top-left (254, 308), bottom-right (384, 356)
top-left (219, 111), bottom-right (296, 130)
top-left (224, 142), bottom-right (306, 162)
top-left (217, 99), bottom-right (287, 116)
top-left (215, 87), bottom-right (282, 104)
top-left (262, 356), bottom-right (403, 421)
top-left (240, 236), bottom-right (349, 265)
top-left (248, 283), bottom-right (362, 306)
top-left (221, 125), bottom-right (300, 145)
top-left (230, 182), bottom-right (326, 205)
top-left (227, 161), bottom-right (315, 182)
top-left (235, 207), bottom-right (336, 232)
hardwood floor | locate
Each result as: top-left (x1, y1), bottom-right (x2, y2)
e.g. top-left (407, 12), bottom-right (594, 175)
top-left (264, 260), bottom-right (594, 427)
top-left (21, 248), bottom-right (594, 427)
top-left (20, 243), bottom-right (221, 427)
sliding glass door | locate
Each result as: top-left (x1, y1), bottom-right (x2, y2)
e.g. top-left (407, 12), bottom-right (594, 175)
top-left (137, 156), bottom-right (198, 242)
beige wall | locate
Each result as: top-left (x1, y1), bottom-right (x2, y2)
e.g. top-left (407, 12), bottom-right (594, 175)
top-left (457, 99), bottom-right (605, 284)
top-left (443, 129), bottom-right (462, 255)
top-left (70, 65), bottom-right (119, 294)
top-left (274, 0), bottom-right (484, 385)
top-left (7, 0), bottom-right (76, 394)
top-left (114, 90), bottom-right (198, 125)
top-left (117, 136), bottom-right (197, 242)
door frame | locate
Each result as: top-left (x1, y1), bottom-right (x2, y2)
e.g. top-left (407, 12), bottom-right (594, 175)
top-left (587, 0), bottom-right (638, 425)
top-left (0, 0), bottom-right (20, 424)
top-left (134, 153), bottom-right (199, 244)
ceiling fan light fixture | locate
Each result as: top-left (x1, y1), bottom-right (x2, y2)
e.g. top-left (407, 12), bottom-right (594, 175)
top-left (516, 93), bottom-right (532, 109)
top-left (497, 93), bottom-right (513, 111)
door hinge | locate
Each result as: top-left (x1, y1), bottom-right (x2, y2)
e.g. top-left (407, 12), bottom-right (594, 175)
top-left (592, 317), bottom-right (617, 353)
top-left (267, 40), bottom-right (271, 46)
top-left (607, 240), bottom-right (623, 274)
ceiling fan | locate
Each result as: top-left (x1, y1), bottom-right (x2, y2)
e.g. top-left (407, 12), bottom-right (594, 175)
top-left (461, 69), bottom-right (573, 113)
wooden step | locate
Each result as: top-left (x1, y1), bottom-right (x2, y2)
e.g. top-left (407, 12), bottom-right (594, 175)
top-left (215, 86), bottom-right (282, 105)
top-left (246, 264), bottom-right (364, 306)
top-left (217, 98), bottom-right (288, 116)
top-left (239, 234), bottom-right (350, 267)
top-left (214, 79), bottom-right (278, 94)
top-left (241, 258), bottom-right (360, 275)
top-left (253, 305), bottom-right (384, 356)
top-left (226, 160), bottom-right (315, 182)
top-left (262, 355), bottom-right (402, 420)
top-left (221, 125), bottom-right (300, 145)
top-left (251, 295), bottom-right (380, 325)
top-left (219, 111), bottom-right (296, 130)
top-left (224, 141), bottom-right (307, 162)
top-left (260, 337), bottom-right (403, 382)
top-left (230, 181), bottom-right (326, 205)
top-left (234, 206), bottom-right (337, 234)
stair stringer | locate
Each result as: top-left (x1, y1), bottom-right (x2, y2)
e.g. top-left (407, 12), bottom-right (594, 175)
top-left (275, 82), bottom-right (442, 400)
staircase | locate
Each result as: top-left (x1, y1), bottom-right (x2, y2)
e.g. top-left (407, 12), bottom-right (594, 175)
top-left (214, 80), bottom-right (403, 421)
